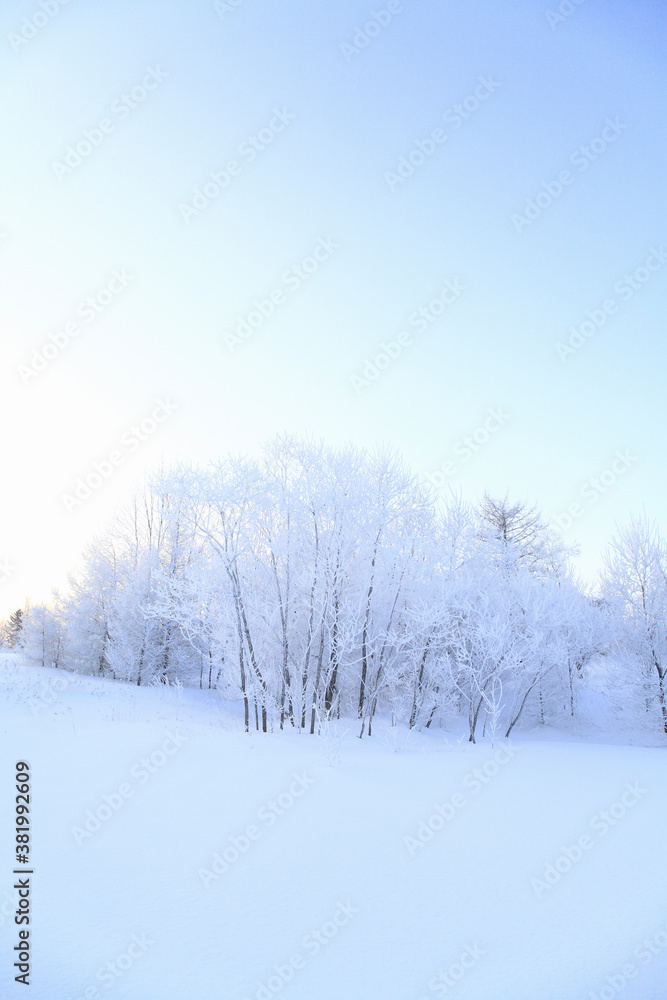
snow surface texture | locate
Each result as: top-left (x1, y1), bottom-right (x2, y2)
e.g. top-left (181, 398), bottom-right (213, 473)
top-left (1, 653), bottom-right (666, 1000)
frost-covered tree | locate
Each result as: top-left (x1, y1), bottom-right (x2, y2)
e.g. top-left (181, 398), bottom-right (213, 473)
top-left (26, 436), bottom-right (662, 741)
top-left (20, 598), bottom-right (65, 667)
top-left (601, 516), bottom-right (667, 732)
top-left (2, 608), bottom-right (24, 649)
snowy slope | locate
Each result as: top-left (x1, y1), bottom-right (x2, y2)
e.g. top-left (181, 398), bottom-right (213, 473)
top-left (1, 654), bottom-right (666, 1000)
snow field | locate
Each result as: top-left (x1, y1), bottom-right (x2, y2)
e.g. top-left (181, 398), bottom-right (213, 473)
top-left (1, 657), bottom-right (666, 999)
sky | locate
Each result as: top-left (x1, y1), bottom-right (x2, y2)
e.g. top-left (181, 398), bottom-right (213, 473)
top-left (0, 0), bottom-right (665, 616)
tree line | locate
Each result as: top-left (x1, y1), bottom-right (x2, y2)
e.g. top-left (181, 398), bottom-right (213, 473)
top-left (5, 436), bottom-right (667, 739)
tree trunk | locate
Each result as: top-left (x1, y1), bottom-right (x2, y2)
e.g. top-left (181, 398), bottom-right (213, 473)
top-left (656, 665), bottom-right (667, 734)
top-left (358, 529), bottom-right (381, 718)
top-left (309, 618), bottom-right (327, 735)
top-left (568, 657), bottom-right (575, 717)
top-left (324, 596), bottom-right (339, 714)
top-left (409, 644), bottom-right (429, 729)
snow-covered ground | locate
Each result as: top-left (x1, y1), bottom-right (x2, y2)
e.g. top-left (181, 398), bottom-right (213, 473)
top-left (1, 653), bottom-right (666, 1000)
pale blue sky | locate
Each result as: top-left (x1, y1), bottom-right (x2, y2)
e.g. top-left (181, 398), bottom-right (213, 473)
top-left (1, 0), bottom-right (665, 613)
